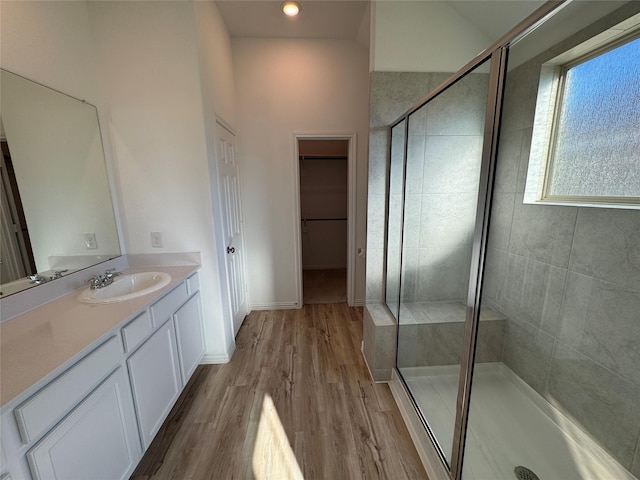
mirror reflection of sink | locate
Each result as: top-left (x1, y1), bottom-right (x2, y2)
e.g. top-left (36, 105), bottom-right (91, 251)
top-left (77, 272), bottom-right (171, 304)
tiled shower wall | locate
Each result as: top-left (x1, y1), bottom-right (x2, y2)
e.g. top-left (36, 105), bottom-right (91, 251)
top-left (482, 4), bottom-right (640, 474)
top-left (366, 72), bottom-right (488, 303)
top-left (367, 72), bottom-right (433, 303)
top-left (401, 73), bottom-right (488, 303)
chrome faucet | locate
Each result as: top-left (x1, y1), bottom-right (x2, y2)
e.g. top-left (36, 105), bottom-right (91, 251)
top-left (49, 269), bottom-right (68, 280)
top-left (88, 268), bottom-right (121, 290)
top-left (28, 274), bottom-right (48, 285)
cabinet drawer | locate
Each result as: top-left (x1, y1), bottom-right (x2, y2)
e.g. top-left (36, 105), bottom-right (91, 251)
top-left (150, 283), bottom-right (188, 326)
top-left (14, 336), bottom-right (121, 444)
top-left (121, 311), bottom-right (152, 353)
top-left (186, 272), bottom-right (200, 296)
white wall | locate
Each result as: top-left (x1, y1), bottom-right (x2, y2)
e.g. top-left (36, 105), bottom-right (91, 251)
top-left (371, 1), bottom-right (492, 72)
top-left (0, 1), bottom-right (99, 101)
top-left (233, 38), bottom-right (369, 308)
top-left (1, 1), bottom-right (237, 361)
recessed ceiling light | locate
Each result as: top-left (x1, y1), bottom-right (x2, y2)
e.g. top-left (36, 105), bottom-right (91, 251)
top-left (282, 1), bottom-right (300, 17)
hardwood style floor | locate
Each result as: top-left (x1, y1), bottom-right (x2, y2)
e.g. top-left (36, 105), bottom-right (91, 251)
top-left (303, 269), bottom-right (347, 304)
top-left (131, 304), bottom-right (427, 480)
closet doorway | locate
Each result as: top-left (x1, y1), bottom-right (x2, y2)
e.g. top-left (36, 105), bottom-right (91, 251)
top-left (296, 137), bottom-right (354, 305)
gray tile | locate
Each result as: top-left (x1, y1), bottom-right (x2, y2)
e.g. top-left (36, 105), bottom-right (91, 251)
top-left (419, 323), bottom-right (465, 366)
top-left (406, 135), bottom-right (425, 194)
top-left (479, 305), bottom-right (505, 321)
top-left (367, 193), bottom-right (386, 251)
top-left (399, 302), bottom-right (430, 324)
top-left (425, 72), bottom-right (489, 136)
top-left (509, 196), bottom-right (578, 268)
top-left (363, 304), bottom-right (398, 379)
top-left (422, 135), bottom-right (483, 194)
top-left (502, 317), bottom-right (554, 394)
top-left (419, 193), bottom-right (478, 249)
top-left (397, 324), bottom-right (419, 367)
top-left (428, 72), bottom-right (454, 92)
top-left (417, 246), bottom-right (471, 302)
top-left (402, 194), bottom-right (421, 248)
top-left (494, 128), bottom-right (524, 194)
top-left (500, 60), bottom-right (539, 133)
top-left (516, 126), bottom-right (534, 194)
top-left (569, 208), bottom-right (640, 289)
top-left (389, 125), bottom-right (406, 193)
top-left (546, 341), bottom-right (640, 469)
top-left (375, 322), bottom-right (399, 371)
top-left (476, 319), bottom-right (506, 363)
top-left (369, 72), bottom-right (432, 127)
top-left (367, 128), bottom-right (389, 196)
top-left (481, 247), bottom-right (507, 309)
top-left (487, 192), bottom-right (515, 253)
top-left (558, 271), bottom-right (640, 387)
top-left (400, 247), bottom-right (420, 302)
top-left (365, 247), bottom-right (384, 303)
top-left (422, 301), bottom-right (466, 324)
top-left (408, 104), bottom-right (427, 137)
top-left (501, 254), bottom-right (567, 336)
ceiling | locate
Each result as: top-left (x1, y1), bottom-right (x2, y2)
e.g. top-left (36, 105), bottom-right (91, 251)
top-left (216, 1), bottom-right (369, 40)
top-left (215, 0), bottom-right (548, 43)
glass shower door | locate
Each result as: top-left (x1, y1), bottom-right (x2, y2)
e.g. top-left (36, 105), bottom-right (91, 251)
top-left (393, 61), bottom-right (490, 465)
top-left (385, 120), bottom-right (407, 320)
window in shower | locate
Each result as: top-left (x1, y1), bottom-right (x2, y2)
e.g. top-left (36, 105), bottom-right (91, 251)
top-left (525, 26), bottom-right (640, 208)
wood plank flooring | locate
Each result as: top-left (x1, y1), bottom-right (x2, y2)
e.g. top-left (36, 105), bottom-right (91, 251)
top-left (303, 269), bottom-right (347, 304)
top-left (131, 304), bottom-right (427, 480)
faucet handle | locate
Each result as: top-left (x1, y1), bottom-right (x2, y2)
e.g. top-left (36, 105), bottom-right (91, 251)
top-left (105, 268), bottom-right (121, 277)
top-left (51, 269), bottom-right (68, 280)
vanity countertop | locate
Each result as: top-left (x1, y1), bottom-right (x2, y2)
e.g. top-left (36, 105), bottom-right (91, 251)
top-left (0, 264), bottom-right (199, 408)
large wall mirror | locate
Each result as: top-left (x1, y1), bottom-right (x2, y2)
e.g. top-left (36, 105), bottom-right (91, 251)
top-left (0, 69), bottom-right (121, 297)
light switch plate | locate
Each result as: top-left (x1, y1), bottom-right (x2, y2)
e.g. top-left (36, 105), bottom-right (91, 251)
top-left (151, 232), bottom-right (163, 248)
top-left (84, 233), bottom-right (98, 250)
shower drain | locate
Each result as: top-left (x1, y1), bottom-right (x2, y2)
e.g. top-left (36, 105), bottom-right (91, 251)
top-left (514, 466), bottom-right (540, 480)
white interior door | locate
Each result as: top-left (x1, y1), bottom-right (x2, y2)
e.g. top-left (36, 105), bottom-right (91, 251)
top-left (216, 122), bottom-right (248, 336)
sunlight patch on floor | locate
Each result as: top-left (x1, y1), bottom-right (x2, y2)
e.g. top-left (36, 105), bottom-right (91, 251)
top-left (252, 394), bottom-right (304, 480)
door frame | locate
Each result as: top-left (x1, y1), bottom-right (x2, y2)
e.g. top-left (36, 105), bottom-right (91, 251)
top-left (293, 133), bottom-right (357, 306)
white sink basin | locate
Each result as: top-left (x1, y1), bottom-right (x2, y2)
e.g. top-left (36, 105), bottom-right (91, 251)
top-left (77, 272), bottom-right (171, 304)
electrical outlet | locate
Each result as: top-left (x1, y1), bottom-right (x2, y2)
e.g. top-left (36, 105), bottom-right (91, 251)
top-left (151, 232), bottom-right (163, 248)
top-left (84, 233), bottom-right (98, 250)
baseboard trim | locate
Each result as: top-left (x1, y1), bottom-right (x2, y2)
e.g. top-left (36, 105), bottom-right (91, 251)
top-left (201, 353), bottom-right (231, 364)
top-left (250, 302), bottom-right (300, 310)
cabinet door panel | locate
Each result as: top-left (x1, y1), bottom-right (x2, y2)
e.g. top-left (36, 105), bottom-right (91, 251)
top-left (174, 293), bottom-right (205, 383)
top-left (127, 319), bottom-right (182, 448)
top-left (15, 336), bottom-right (121, 443)
top-left (26, 368), bottom-right (140, 480)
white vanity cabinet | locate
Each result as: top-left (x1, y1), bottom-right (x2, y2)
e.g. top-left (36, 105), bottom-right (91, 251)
top-left (127, 273), bottom-right (204, 448)
top-left (0, 268), bottom-right (205, 480)
top-left (174, 292), bottom-right (205, 383)
top-left (127, 318), bottom-right (182, 449)
top-left (26, 368), bottom-right (140, 480)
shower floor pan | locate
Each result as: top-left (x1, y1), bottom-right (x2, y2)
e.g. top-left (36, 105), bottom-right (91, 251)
top-left (401, 363), bottom-right (636, 480)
